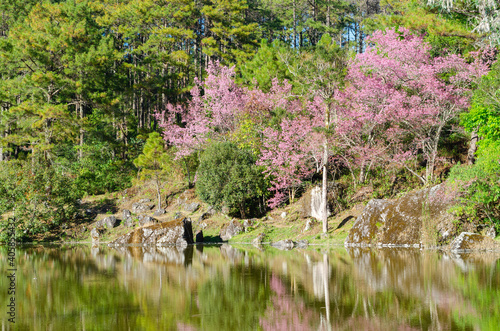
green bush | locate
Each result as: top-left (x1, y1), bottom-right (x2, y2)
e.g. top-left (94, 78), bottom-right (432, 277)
top-left (0, 158), bottom-right (82, 242)
top-left (55, 141), bottom-right (134, 196)
top-left (448, 143), bottom-right (500, 231)
top-left (196, 142), bottom-right (268, 218)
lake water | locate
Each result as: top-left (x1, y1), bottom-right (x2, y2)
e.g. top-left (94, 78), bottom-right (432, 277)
top-left (1, 244), bottom-right (499, 330)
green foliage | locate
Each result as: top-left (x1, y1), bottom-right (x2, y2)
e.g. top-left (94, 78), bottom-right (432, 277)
top-left (0, 158), bottom-right (82, 242)
top-left (364, 0), bottom-right (478, 56)
top-left (133, 132), bottom-right (171, 174)
top-left (462, 60), bottom-right (500, 148)
top-left (450, 59), bottom-right (500, 231)
top-left (196, 142), bottom-right (267, 218)
top-left (448, 143), bottom-right (500, 230)
top-left (134, 132), bottom-right (173, 209)
top-left (240, 39), bottom-right (291, 91)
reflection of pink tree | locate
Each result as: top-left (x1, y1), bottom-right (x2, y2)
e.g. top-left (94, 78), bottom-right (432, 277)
top-left (260, 274), bottom-right (317, 331)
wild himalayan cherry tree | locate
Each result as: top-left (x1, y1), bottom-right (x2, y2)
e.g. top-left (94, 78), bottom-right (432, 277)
top-left (156, 63), bottom-right (245, 157)
top-left (258, 96), bottom-right (325, 209)
top-left (158, 62), bottom-right (326, 209)
top-left (335, 28), bottom-right (489, 185)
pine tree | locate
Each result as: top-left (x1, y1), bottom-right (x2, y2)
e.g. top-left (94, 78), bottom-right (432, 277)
top-left (133, 132), bottom-right (172, 210)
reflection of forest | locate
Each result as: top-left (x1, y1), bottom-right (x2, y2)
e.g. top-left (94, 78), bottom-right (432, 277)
top-left (0, 245), bottom-right (499, 330)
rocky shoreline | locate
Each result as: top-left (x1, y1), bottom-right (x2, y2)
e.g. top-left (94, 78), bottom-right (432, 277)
top-left (86, 184), bottom-right (499, 252)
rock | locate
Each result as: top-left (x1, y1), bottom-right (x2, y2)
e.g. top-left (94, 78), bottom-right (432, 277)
top-left (122, 209), bottom-right (131, 219)
top-left (243, 219), bottom-right (255, 228)
top-left (295, 240), bottom-right (309, 248)
top-left (195, 230), bottom-right (204, 243)
top-left (450, 232), bottom-right (500, 252)
top-left (252, 233), bottom-right (265, 246)
top-left (153, 209), bottom-right (166, 216)
top-left (138, 215), bottom-right (157, 227)
top-left (198, 213), bottom-right (209, 223)
top-left (123, 217), bottom-right (135, 227)
top-left (173, 212), bottom-right (184, 220)
top-left (221, 205), bottom-right (230, 214)
top-left (220, 220), bottom-right (244, 241)
top-left (345, 184), bottom-right (456, 247)
top-left (184, 202), bottom-right (200, 213)
top-left (139, 198), bottom-right (151, 203)
top-left (301, 186), bottom-right (331, 221)
top-left (96, 216), bottom-right (118, 229)
top-left (132, 202), bottom-right (155, 213)
top-left (206, 206), bottom-right (217, 216)
top-left (303, 219), bottom-right (314, 232)
top-left (485, 227), bottom-right (496, 239)
top-left (281, 212), bottom-right (287, 219)
top-left (271, 239), bottom-right (295, 250)
top-left (109, 218), bottom-right (194, 246)
top-left (242, 219), bottom-right (256, 232)
top-left (91, 227), bottom-right (106, 243)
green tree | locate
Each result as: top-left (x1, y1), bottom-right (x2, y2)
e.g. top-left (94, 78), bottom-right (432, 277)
top-left (365, 0), bottom-right (479, 56)
top-left (240, 39), bottom-right (292, 91)
top-left (449, 59), bottom-right (500, 231)
top-left (196, 142), bottom-right (267, 218)
top-left (133, 132), bottom-right (172, 210)
top-left (0, 157), bottom-right (82, 242)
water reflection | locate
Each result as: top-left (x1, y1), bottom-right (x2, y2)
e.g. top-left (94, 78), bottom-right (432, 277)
top-left (0, 244), bottom-right (499, 330)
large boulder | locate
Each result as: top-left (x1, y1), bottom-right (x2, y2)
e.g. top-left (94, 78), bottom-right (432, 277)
top-left (122, 209), bottom-right (131, 219)
top-left (184, 202), bottom-right (200, 213)
top-left (345, 184), bottom-right (455, 247)
top-left (138, 215), bottom-right (158, 227)
top-left (252, 233), bottom-right (265, 246)
top-left (109, 218), bottom-right (194, 246)
top-left (450, 232), bottom-right (500, 252)
top-left (123, 217), bottom-right (135, 227)
top-left (95, 216), bottom-right (118, 229)
top-left (132, 202), bottom-right (155, 213)
top-left (220, 220), bottom-right (244, 241)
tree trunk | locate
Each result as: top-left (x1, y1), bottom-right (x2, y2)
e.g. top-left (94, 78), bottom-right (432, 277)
top-left (184, 158), bottom-right (193, 188)
top-left (321, 142), bottom-right (328, 234)
top-left (467, 129), bottom-right (479, 165)
top-left (326, 0), bottom-right (330, 28)
top-left (293, 0), bottom-right (297, 49)
top-left (239, 201), bottom-right (246, 219)
top-left (155, 176), bottom-right (162, 210)
top-left (321, 104), bottom-right (330, 234)
top-left (78, 100), bottom-right (84, 160)
top-left (426, 124), bottom-right (444, 184)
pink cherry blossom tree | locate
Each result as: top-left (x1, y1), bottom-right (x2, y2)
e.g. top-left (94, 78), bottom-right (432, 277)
top-left (156, 62), bottom-right (246, 157)
top-left (336, 28), bottom-right (489, 185)
top-left (158, 61), bottom-right (325, 210)
top-left (257, 98), bottom-right (324, 208)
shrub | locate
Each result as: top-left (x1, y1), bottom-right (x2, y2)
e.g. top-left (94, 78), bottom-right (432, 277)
top-left (0, 157), bottom-right (82, 242)
top-left (448, 143), bottom-right (500, 231)
top-left (196, 142), bottom-right (268, 218)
